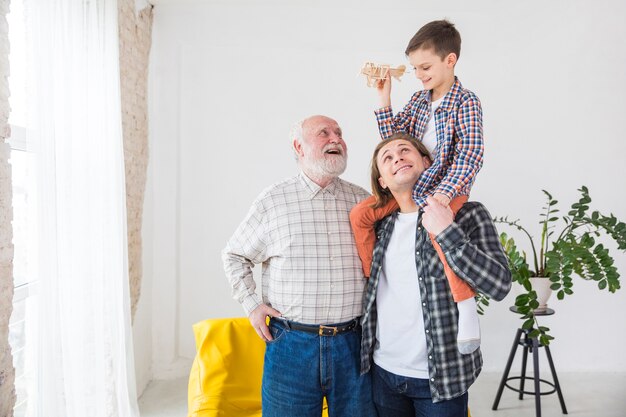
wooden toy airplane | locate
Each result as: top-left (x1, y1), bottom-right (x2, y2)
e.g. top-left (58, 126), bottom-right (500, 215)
top-left (359, 62), bottom-right (407, 87)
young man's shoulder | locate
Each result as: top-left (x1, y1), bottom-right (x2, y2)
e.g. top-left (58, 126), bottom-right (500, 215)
top-left (456, 200), bottom-right (493, 224)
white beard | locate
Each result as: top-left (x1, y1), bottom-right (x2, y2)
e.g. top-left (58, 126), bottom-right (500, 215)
top-left (301, 154), bottom-right (347, 182)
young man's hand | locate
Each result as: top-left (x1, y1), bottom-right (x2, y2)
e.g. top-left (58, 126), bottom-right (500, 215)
top-left (376, 72), bottom-right (392, 108)
top-left (249, 304), bottom-right (282, 342)
top-left (432, 193), bottom-right (451, 207)
top-left (422, 196), bottom-right (454, 236)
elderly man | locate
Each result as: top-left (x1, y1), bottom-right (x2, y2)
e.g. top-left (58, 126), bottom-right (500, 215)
top-left (222, 115), bottom-right (376, 417)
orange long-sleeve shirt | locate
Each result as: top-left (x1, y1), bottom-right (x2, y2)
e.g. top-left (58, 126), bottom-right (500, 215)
top-left (350, 195), bottom-right (474, 302)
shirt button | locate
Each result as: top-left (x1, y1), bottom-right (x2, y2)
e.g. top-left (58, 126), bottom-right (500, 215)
top-left (425, 329), bottom-right (430, 333)
top-left (330, 256), bottom-right (334, 261)
top-left (418, 277), bottom-right (422, 281)
top-left (422, 302), bottom-right (426, 306)
top-left (331, 284), bottom-right (335, 289)
top-left (416, 251), bottom-right (420, 255)
top-left (431, 378), bottom-right (435, 382)
top-left (429, 355), bottom-right (432, 359)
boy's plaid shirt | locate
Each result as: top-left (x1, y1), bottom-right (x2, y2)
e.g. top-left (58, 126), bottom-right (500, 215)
top-left (360, 202), bottom-right (512, 402)
top-left (375, 77), bottom-right (484, 209)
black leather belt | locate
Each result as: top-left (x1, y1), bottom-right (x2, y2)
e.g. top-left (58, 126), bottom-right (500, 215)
top-left (275, 318), bottom-right (359, 336)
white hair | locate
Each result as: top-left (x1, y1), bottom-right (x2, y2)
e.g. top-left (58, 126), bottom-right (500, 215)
top-left (289, 118), bottom-right (307, 159)
top-left (290, 118), bottom-right (306, 141)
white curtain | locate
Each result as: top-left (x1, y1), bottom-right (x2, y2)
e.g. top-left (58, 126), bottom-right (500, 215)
top-left (24, 0), bottom-right (139, 416)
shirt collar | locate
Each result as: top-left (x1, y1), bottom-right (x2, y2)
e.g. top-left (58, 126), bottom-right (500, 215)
top-left (299, 171), bottom-right (339, 199)
top-left (417, 76), bottom-right (463, 112)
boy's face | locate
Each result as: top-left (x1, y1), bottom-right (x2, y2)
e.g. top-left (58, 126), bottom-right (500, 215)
top-left (408, 47), bottom-right (456, 97)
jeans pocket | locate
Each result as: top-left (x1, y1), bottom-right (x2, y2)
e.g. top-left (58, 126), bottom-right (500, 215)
top-left (266, 323), bottom-right (288, 344)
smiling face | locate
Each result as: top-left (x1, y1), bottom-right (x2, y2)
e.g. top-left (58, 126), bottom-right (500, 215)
top-left (376, 139), bottom-right (431, 195)
top-left (294, 115), bottom-right (347, 186)
top-left (408, 47), bottom-right (456, 101)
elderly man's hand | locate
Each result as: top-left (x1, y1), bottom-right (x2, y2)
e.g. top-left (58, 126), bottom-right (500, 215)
top-left (249, 304), bottom-right (282, 342)
top-left (422, 196), bottom-right (454, 236)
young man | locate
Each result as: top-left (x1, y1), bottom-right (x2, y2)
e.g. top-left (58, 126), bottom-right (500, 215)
top-left (360, 134), bottom-right (511, 416)
top-left (222, 115), bottom-right (376, 417)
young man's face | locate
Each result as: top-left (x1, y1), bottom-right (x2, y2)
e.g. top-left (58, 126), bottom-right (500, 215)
top-left (376, 139), bottom-right (431, 193)
top-left (408, 47), bottom-right (456, 99)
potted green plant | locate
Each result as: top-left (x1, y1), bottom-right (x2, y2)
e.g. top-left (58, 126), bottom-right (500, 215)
top-left (483, 186), bottom-right (626, 346)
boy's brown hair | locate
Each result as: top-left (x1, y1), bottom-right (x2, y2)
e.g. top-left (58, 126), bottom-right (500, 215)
top-left (370, 133), bottom-right (433, 209)
top-left (405, 19), bottom-right (461, 60)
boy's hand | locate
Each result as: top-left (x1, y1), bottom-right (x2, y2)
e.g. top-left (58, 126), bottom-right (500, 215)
top-left (422, 196), bottom-right (454, 236)
top-left (432, 193), bottom-right (451, 207)
top-left (376, 72), bottom-right (392, 108)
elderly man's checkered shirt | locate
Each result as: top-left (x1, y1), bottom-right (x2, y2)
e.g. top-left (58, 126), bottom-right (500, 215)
top-left (223, 173), bottom-right (370, 325)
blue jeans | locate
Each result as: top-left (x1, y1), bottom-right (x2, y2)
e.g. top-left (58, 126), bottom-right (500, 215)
top-left (372, 363), bottom-right (468, 417)
top-left (262, 318), bottom-right (377, 417)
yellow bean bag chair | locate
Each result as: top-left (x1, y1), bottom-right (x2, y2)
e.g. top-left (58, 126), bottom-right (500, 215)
top-left (187, 317), bottom-right (469, 417)
top-left (188, 317), bottom-right (265, 417)
top-left (187, 317), bottom-right (329, 417)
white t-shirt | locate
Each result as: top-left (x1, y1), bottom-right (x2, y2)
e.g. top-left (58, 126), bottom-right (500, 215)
top-left (373, 211), bottom-right (429, 379)
top-left (421, 96), bottom-right (444, 156)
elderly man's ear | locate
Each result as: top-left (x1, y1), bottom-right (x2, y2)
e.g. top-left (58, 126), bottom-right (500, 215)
top-left (293, 139), bottom-right (304, 158)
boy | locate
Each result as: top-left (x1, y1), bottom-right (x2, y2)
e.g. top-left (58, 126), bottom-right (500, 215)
top-left (350, 19), bottom-right (483, 354)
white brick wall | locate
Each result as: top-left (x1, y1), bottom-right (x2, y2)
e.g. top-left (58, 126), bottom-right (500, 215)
top-left (0, 0), bottom-right (16, 414)
top-left (118, 0), bottom-right (153, 320)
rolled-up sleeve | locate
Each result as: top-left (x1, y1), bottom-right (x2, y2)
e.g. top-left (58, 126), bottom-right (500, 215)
top-left (435, 202), bottom-right (511, 301)
top-left (375, 91), bottom-right (423, 140)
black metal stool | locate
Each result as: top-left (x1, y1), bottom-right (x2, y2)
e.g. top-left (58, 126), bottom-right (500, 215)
top-left (492, 306), bottom-right (567, 417)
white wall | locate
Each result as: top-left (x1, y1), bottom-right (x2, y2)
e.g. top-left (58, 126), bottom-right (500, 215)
top-left (137, 0), bottom-right (626, 384)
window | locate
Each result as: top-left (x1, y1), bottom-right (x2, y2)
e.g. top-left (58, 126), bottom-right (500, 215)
top-left (8, 1), bottom-right (38, 416)
top-left (8, 132), bottom-right (38, 417)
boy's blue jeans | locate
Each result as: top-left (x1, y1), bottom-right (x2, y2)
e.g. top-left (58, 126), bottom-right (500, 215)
top-left (262, 318), bottom-right (377, 417)
top-left (372, 363), bottom-right (468, 417)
